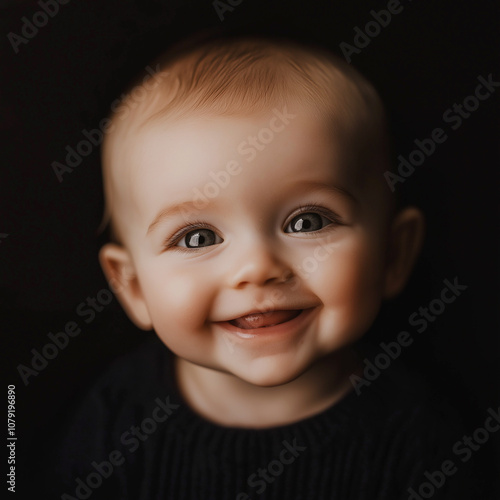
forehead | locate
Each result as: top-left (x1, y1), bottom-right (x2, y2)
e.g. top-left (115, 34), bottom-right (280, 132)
top-left (102, 79), bottom-right (391, 246)
top-left (108, 106), bottom-right (364, 217)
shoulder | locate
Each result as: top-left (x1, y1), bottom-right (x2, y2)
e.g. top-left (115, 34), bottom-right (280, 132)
top-left (346, 364), bottom-right (470, 498)
top-left (351, 362), bottom-right (463, 435)
top-left (92, 334), bottom-right (174, 402)
top-left (59, 335), bottom-right (177, 449)
top-left (72, 334), bottom-right (182, 437)
top-left (52, 335), bottom-right (178, 495)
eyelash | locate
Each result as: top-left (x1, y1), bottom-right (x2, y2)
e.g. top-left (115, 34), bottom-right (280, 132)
top-left (163, 221), bottom-right (218, 252)
top-left (285, 203), bottom-right (343, 231)
top-left (162, 205), bottom-right (343, 251)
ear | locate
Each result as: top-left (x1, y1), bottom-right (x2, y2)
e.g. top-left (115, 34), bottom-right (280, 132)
top-left (98, 243), bottom-right (153, 330)
top-left (383, 206), bottom-right (425, 299)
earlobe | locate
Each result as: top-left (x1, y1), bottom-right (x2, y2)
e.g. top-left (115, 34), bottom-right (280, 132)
top-left (98, 243), bottom-right (153, 330)
top-left (383, 206), bottom-right (425, 299)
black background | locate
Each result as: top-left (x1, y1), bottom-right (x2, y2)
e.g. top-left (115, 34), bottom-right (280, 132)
top-left (1, 0), bottom-right (499, 498)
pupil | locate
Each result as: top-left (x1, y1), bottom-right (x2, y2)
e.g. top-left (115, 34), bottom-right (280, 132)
top-left (187, 230), bottom-right (214, 248)
top-left (293, 214), bottom-right (320, 232)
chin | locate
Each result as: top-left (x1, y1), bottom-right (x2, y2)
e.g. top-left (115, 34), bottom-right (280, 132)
top-left (234, 362), bottom-right (306, 388)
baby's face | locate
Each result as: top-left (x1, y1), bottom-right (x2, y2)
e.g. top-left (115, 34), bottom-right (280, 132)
top-left (104, 105), bottom-right (394, 387)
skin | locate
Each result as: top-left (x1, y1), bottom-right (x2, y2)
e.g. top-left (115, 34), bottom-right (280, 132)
top-left (100, 102), bottom-right (424, 428)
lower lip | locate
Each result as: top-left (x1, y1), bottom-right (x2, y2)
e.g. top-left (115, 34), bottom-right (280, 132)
top-left (216, 307), bottom-right (318, 340)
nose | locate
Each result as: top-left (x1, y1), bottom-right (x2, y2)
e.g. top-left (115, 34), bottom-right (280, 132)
top-left (226, 237), bottom-right (294, 289)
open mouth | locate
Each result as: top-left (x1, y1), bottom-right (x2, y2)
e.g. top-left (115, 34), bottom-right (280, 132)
top-left (228, 309), bottom-right (303, 330)
top-left (216, 307), bottom-right (318, 339)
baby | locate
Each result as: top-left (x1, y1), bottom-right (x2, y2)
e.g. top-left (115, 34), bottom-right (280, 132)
top-left (55, 35), bottom-right (471, 499)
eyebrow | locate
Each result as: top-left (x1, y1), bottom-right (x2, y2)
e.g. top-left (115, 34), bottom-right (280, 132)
top-left (292, 180), bottom-right (358, 204)
top-left (147, 180), bottom-right (357, 235)
top-left (147, 200), bottom-right (206, 235)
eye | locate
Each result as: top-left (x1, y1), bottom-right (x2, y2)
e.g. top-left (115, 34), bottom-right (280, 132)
top-left (285, 212), bottom-right (333, 233)
top-left (176, 228), bottom-right (223, 248)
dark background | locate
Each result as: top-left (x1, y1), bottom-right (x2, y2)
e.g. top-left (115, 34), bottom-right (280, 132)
top-left (1, 0), bottom-right (499, 498)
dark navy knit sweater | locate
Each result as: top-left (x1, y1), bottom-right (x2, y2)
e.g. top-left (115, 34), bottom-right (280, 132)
top-left (53, 335), bottom-right (474, 500)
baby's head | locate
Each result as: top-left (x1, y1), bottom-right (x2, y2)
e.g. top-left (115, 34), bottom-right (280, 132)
top-left (99, 36), bottom-right (424, 387)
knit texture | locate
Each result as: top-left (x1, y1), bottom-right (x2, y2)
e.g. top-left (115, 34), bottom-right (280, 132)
top-left (53, 335), bottom-right (472, 500)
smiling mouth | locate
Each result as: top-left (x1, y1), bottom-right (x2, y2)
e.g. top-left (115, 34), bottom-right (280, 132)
top-left (228, 309), bottom-right (303, 330)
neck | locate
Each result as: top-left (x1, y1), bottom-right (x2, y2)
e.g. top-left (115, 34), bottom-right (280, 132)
top-left (174, 349), bottom-right (362, 429)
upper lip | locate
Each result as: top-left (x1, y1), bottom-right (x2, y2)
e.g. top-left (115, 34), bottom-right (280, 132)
top-left (215, 305), bottom-right (318, 323)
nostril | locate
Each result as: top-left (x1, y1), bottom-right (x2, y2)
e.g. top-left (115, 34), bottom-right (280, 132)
top-left (278, 270), bottom-right (294, 283)
top-left (227, 242), bottom-right (294, 288)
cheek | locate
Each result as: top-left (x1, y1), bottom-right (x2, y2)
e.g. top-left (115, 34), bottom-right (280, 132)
top-left (140, 264), bottom-right (214, 333)
top-left (308, 233), bottom-right (386, 336)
